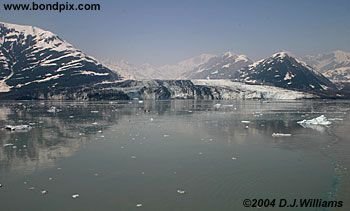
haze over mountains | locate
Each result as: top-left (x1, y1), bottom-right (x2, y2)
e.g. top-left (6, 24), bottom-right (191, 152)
top-left (0, 22), bottom-right (348, 100)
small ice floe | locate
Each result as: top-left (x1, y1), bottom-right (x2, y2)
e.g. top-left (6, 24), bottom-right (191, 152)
top-left (0, 183), bottom-right (2, 188)
top-left (69, 116), bottom-right (74, 119)
top-left (198, 152), bottom-right (203, 155)
top-left (150, 118), bottom-right (154, 122)
top-left (245, 126), bottom-right (249, 129)
top-left (5, 125), bottom-right (32, 132)
top-left (12, 146), bottom-right (17, 149)
top-left (131, 156), bottom-right (137, 159)
top-left (163, 134), bottom-right (170, 137)
top-left (272, 133), bottom-right (292, 137)
top-left (297, 115), bottom-right (331, 126)
top-left (28, 187), bottom-right (35, 190)
top-left (49, 177), bottom-right (53, 181)
top-left (90, 110), bottom-right (99, 113)
top-left (72, 194), bottom-right (80, 199)
top-left (47, 106), bottom-right (61, 113)
top-left (136, 203), bottom-right (143, 207)
top-left (41, 190), bottom-right (48, 195)
top-left (177, 189), bottom-right (186, 194)
top-left (138, 100), bottom-right (144, 104)
top-left (213, 103), bottom-right (221, 109)
top-left (92, 122), bottom-right (98, 125)
top-left (241, 121), bottom-right (250, 124)
top-left (3, 143), bottom-right (14, 147)
top-left (232, 157), bottom-right (237, 160)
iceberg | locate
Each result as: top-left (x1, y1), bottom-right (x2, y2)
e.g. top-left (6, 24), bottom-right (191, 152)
top-left (5, 124), bottom-right (32, 131)
top-left (297, 115), bottom-right (331, 126)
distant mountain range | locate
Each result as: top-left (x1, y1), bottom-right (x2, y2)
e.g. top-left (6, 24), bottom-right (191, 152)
top-left (301, 50), bottom-right (350, 82)
top-left (103, 51), bottom-right (350, 83)
top-left (0, 21), bottom-right (348, 100)
top-left (102, 54), bottom-right (215, 80)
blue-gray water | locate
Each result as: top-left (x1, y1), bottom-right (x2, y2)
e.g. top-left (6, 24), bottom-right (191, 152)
top-left (0, 100), bottom-right (349, 211)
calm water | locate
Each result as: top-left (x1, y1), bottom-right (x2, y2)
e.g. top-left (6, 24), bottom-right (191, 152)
top-left (0, 100), bottom-right (349, 211)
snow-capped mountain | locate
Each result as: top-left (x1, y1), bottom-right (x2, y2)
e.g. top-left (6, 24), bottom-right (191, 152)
top-left (182, 51), bottom-right (253, 79)
top-left (238, 52), bottom-right (337, 94)
top-left (0, 22), bottom-right (120, 95)
top-left (302, 50), bottom-right (350, 82)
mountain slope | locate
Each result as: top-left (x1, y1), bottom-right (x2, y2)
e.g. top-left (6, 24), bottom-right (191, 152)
top-left (302, 50), bottom-right (350, 82)
top-left (183, 52), bottom-right (253, 79)
top-left (0, 22), bottom-right (120, 94)
top-left (238, 52), bottom-right (337, 94)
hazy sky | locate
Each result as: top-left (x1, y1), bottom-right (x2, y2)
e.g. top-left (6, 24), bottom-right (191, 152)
top-left (1, 0), bottom-right (350, 65)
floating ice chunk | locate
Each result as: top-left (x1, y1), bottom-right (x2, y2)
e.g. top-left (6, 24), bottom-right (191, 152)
top-left (163, 134), bottom-right (169, 137)
top-left (241, 121), bottom-right (250, 124)
top-left (232, 157), bottom-right (237, 160)
top-left (41, 190), bottom-right (48, 195)
top-left (47, 106), bottom-right (61, 113)
top-left (28, 187), bottom-right (35, 190)
top-left (177, 189), bottom-right (186, 194)
top-left (72, 194), bottom-right (80, 199)
top-left (136, 204), bottom-right (143, 207)
top-left (90, 110), bottom-right (99, 113)
top-left (5, 125), bottom-right (32, 131)
top-left (297, 115), bottom-right (331, 126)
top-left (3, 143), bottom-right (14, 147)
top-left (150, 118), bottom-right (154, 121)
top-left (213, 104), bottom-right (221, 109)
top-left (92, 122), bottom-right (98, 125)
top-left (272, 133), bottom-right (292, 137)
top-left (131, 156), bottom-right (137, 159)
top-left (138, 100), bottom-right (144, 104)
top-left (0, 184), bottom-right (2, 188)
